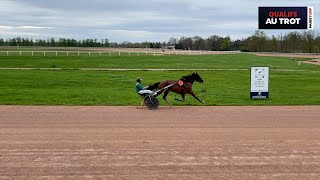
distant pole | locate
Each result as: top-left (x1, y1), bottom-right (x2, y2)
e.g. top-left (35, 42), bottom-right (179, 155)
top-left (20, 51), bottom-right (21, 56)
top-left (146, 52), bottom-right (147, 55)
top-left (56, 51), bottom-right (58, 56)
top-left (67, 52), bottom-right (69, 56)
top-left (78, 52), bottom-right (80, 56)
top-left (44, 51), bottom-right (45, 56)
top-left (129, 52), bottom-right (130, 56)
top-left (7, 51), bottom-right (8, 56)
top-left (119, 52), bottom-right (120, 56)
top-left (109, 52), bottom-right (111, 56)
top-left (137, 52), bottom-right (139, 56)
top-left (153, 52), bottom-right (155, 56)
top-left (100, 52), bottom-right (101, 56)
top-left (32, 51), bottom-right (34, 56)
top-left (89, 52), bottom-right (91, 56)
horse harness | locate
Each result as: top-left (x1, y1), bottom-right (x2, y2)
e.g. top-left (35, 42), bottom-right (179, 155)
top-left (178, 80), bottom-right (192, 87)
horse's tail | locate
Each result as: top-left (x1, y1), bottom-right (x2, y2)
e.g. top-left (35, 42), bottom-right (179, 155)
top-left (147, 82), bottom-right (160, 90)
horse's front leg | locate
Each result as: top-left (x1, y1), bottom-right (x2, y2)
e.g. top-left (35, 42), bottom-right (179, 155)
top-left (189, 91), bottom-right (205, 104)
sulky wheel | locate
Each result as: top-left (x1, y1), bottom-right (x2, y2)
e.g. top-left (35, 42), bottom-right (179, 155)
top-left (144, 96), bottom-right (159, 110)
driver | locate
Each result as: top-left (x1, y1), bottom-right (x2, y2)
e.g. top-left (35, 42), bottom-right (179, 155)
top-left (136, 77), bottom-right (155, 95)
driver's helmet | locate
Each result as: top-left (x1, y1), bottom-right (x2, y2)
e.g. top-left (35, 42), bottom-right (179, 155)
top-left (136, 77), bottom-right (142, 82)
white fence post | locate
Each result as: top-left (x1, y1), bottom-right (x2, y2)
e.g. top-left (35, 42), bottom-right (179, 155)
top-left (154, 52), bottom-right (155, 56)
top-left (129, 52), bottom-right (130, 56)
top-left (100, 52), bottom-right (102, 56)
top-left (32, 51), bottom-right (34, 56)
top-left (109, 52), bottom-right (111, 56)
top-left (176, 52), bottom-right (177, 55)
top-left (67, 52), bottom-right (69, 56)
top-left (7, 51), bottom-right (8, 56)
top-left (89, 52), bottom-right (91, 56)
top-left (119, 52), bottom-right (120, 56)
top-left (56, 51), bottom-right (57, 56)
top-left (78, 52), bottom-right (80, 56)
top-left (146, 52), bottom-right (148, 55)
top-left (44, 51), bottom-right (46, 56)
top-left (137, 52), bottom-right (139, 56)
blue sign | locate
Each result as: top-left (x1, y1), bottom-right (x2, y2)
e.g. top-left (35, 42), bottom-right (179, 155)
top-left (259, 7), bottom-right (313, 29)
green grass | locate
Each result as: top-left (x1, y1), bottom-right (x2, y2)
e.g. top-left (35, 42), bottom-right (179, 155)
top-left (0, 53), bottom-right (318, 70)
top-left (0, 70), bottom-right (319, 105)
top-left (0, 53), bottom-right (319, 105)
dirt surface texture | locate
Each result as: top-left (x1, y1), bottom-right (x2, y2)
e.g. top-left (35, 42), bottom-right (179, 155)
top-left (254, 53), bottom-right (320, 65)
top-left (1, 106), bottom-right (320, 180)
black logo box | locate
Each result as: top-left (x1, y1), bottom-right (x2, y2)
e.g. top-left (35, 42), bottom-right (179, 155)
top-left (259, 7), bottom-right (308, 29)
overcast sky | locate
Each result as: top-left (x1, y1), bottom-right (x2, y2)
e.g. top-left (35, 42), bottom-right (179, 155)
top-left (0, 0), bottom-right (319, 42)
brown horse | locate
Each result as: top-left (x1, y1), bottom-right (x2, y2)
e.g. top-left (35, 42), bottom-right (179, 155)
top-left (147, 72), bottom-right (205, 106)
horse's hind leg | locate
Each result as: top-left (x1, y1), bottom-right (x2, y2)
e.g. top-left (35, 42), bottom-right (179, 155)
top-left (162, 90), bottom-right (171, 106)
top-left (174, 94), bottom-right (185, 102)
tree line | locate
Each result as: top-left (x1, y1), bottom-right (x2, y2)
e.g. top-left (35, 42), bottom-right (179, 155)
top-left (0, 37), bottom-right (110, 47)
top-left (169, 30), bottom-right (320, 53)
top-left (242, 30), bottom-right (320, 53)
top-left (0, 30), bottom-right (319, 53)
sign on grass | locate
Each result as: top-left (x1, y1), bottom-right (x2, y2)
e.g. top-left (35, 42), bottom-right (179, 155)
top-left (250, 67), bottom-right (269, 99)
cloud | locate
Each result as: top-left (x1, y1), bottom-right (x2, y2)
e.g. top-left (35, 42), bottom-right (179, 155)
top-left (0, 25), bottom-right (52, 29)
top-left (0, 0), bottom-right (319, 42)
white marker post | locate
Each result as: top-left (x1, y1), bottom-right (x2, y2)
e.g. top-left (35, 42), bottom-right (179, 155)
top-left (250, 67), bottom-right (269, 99)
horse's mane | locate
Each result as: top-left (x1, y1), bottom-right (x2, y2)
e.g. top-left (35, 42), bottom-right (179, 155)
top-left (180, 73), bottom-right (194, 82)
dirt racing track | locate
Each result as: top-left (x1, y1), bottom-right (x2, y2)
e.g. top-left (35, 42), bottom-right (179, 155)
top-left (0, 106), bottom-right (320, 179)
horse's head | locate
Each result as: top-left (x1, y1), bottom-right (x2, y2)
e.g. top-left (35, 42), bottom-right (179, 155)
top-left (192, 72), bottom-right (204, 83)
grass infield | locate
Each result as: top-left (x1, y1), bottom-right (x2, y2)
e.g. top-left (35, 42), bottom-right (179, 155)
top-left (0, 70), bottom-right (319, 105)
top-left (0, 53), bottom-right (319, 105)
top-left (0, 53), bottom-right (319, 70)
